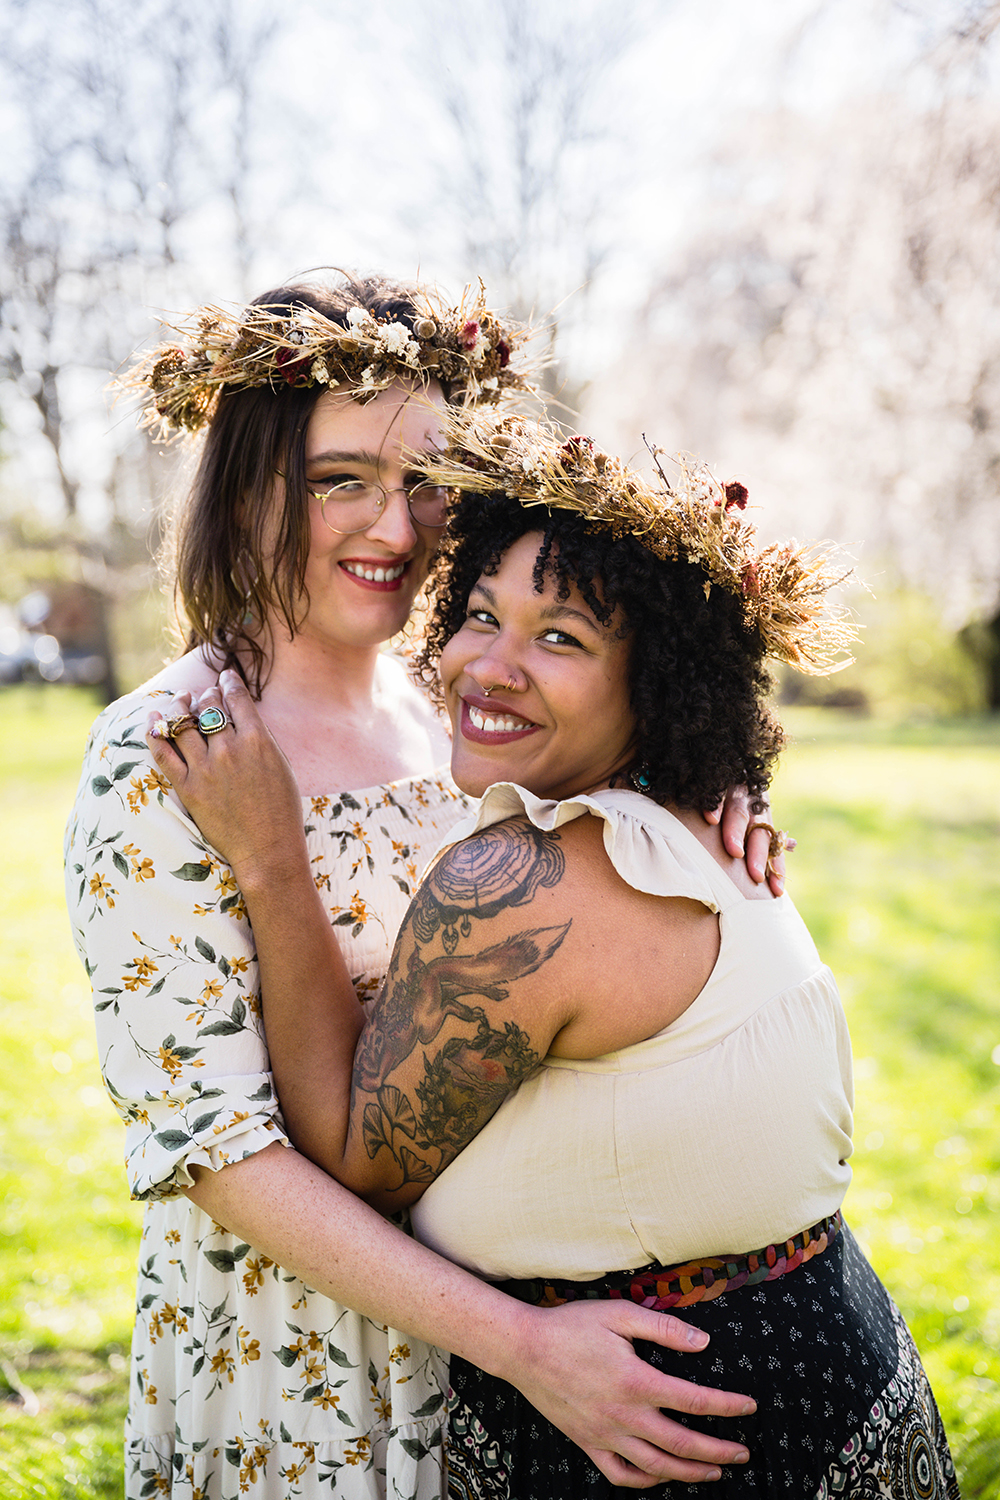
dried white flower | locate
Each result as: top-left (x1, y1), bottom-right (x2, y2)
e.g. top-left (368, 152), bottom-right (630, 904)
top-left (347, 307), bottom-right (378, 335)
top-left (379, 321), bottom-right (412, 354)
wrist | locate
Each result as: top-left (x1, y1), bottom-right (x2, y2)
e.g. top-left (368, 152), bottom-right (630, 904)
top-left (460, 1288), bottom-right (541, 1383)
top-left (230, 838), bottom-right (311, 897)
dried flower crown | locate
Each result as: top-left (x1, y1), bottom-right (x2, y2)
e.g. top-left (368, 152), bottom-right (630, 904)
top-left (120, 283), bottom-right (531, 439)
top-left (422, 410), bottom-right (858, 675)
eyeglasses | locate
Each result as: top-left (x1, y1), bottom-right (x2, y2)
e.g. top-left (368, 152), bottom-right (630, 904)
top-left (310, 479), bottom-right (453, 535)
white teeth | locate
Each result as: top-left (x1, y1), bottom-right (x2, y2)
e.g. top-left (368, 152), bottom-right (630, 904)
top-left (468, 706), bottom-right (531, 733)
top-left (345, 562), bottom-right (405, 582)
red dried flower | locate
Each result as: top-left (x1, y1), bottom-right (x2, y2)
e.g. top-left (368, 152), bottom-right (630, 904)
top-left (560, 435), bottom-right (594, 462)
top-left (460, 321), bottom-right (480, 350)
top-left (725, 481), bottom-right (749, 511)
top-left (498, 339), bottom-right (511, 368)
top-left (741, 561), bottom-right (760, 597)
top-left (274, 347), bottom-right (311, 386)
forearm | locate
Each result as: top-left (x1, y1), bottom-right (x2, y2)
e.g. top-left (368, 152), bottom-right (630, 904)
top-left (185, 1142), bottom-right (530, 1371)
top-left (236, 858), bottom-right (362, 1173)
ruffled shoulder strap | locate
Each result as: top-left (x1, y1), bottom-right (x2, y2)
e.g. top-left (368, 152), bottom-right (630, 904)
top-left (436, 782), bottom-right (744, 913)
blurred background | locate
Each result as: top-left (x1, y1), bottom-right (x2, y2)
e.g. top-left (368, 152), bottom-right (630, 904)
top-left (0, 0), bottom-right (998, 1495)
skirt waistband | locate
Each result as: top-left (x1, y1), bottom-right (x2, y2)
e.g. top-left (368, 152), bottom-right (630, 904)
top-left (505, 1210), bottom-right (843, 1310)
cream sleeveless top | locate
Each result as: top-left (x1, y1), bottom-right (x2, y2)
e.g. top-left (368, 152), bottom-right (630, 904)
top-left (410, 783), bottom-right (854, 1282)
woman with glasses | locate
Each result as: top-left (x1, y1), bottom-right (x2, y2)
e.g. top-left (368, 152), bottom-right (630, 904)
top-left (65, 273), bottom-right (774, 1500)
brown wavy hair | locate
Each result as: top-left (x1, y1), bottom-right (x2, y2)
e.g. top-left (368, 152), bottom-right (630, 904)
top-left (166, 272), bottom-right (449, 695)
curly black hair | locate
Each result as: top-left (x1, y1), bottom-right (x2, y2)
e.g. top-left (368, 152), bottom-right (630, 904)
top-left (415, 492), bottom-right (785, 814)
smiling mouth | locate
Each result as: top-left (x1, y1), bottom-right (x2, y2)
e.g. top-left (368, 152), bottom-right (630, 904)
top-left (341, 561), bottom-right (407, 584)
top-left (468, 705), bottom-right (533, 733)
top-left (461, 700), bottom-right (538, 743)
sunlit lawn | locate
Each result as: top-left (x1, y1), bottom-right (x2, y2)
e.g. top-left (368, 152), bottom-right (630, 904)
top-left (0, 686), bottom-right (998, 1495)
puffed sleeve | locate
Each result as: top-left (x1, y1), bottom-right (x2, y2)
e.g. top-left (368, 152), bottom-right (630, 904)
top-left (64, 690), bottom-right (290, 1201)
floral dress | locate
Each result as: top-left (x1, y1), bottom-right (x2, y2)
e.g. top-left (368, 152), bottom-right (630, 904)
top-left (64, 687), bottom-right (472, 1500)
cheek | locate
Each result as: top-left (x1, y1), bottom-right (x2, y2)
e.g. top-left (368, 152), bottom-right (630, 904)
top-left (438, 636), bottom-right (465, 702)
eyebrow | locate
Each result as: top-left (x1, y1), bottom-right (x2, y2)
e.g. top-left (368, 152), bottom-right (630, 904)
top-left (306, 449), bottom-right (386, 468)
top-left (470, 581), bottom-right (603, 634)
top-left (307, 443), bottom-right (439, 469)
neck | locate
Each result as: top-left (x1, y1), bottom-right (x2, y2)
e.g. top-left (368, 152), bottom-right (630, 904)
top-left (257, 627), bottom-right (384, 717)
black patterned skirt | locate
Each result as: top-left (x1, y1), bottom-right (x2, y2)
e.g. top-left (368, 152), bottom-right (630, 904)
top-left (445, 1220), bottom-right (960, 1499)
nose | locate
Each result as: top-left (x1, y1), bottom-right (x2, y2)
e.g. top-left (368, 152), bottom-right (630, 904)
top-left (467, 641), bottom-right (523, 696)
top-left (362, 485), bottom-right (420, 552)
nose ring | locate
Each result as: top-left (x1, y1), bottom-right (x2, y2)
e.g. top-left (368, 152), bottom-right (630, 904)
top-left (482, 677), bottom-right (515, 697)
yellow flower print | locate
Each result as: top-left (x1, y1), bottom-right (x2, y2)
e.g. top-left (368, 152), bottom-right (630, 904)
top-left (89, 873), bottom-right (116, 907)
top-left (306, 1331), bottom-right (323, 1351)
top-left (148, 1312), bottom-right (162, 1342)
top-left (215, 869), bottom-right (237, 896)
top-left (312, 1388), bottom-right (340, 1410)
top-left (334, 893), bottom-right (370, 927)
top-left (310, 795), bottom-right (330, 815)
top-left (239, 1336), bottom-right (261, 1365)
top-left (344, 1435), bottom-right (372, 1465)
top-left (201, 978), bottom-right (223, 1001)
top-left (165, 1229), bottom-right (181, 1245)
top-left (242, 1257), bottom-right (265, 1295)
top-left (142, 1373), bottom-right (158, 1405)
top-left (157, 1044), bottom-right (202, 1081)
top-left (127, 776), bottom-right (149, 812)
top-left (282, 1461), bottom-right (309, 1482)
top-left (229, 956), bottom-right (249, 973)
top-left (185, 1465), bottom-right (208, 1500)
top-left (313, 869), bottom-right (331, 892)
top-left (303, 1357), bottom-right (323, 1383)
top-left (131, 856), bottom-right (156, 882)
top-left (388, 1343), bottom-right (411, 1364)
top-left (170, 935), bottom-right (183, 950)
top-left (209, 1348), bottom-right (235, 1382)
top-left (135, 956), bottom-right (158, 979)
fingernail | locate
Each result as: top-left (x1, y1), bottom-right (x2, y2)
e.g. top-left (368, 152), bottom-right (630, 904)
top-left (735, 1449), bottom-right (750, 1463)
top-left (703, 1469), bottom-right (722, 1482)
top-left (741, 1401), bottom-right (757, 1415)
top-left (686, 1327), bottom-right (709, 1348)
top-left (772, 878), bottom-right (784, 895)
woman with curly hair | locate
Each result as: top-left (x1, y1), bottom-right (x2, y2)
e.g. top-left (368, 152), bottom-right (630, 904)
top-left (142, 412), bottom-right (957, 1498)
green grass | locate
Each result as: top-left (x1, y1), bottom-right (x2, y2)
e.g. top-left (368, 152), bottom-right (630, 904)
top-left (0, 685), bottom-right (142, 1499)
top-left (1, 687), bottom-right (998, 1494)
top-left (774, 709), bottom-right (1000, 1494)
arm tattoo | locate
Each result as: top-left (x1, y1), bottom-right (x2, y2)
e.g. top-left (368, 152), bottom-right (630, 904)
top-left (414, 820), bottom-right (564, 952)
top-left (352, 821), bottom-right (571, 1191)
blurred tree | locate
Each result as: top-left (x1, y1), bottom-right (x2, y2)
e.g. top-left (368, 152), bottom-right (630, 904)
top-left (407, 0), bottom-right (651, 403)
top-left (592, 1), bottom-right (1000, 704)
top-left (0, 0), bottom-right (279, 528)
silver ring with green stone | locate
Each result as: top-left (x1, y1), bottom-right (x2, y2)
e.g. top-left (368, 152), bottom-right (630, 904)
top-left (197, 706), bottom-right (231, 735)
